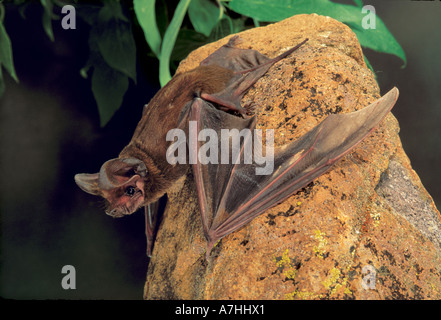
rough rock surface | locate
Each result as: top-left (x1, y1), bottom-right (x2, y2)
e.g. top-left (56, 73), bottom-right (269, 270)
top-left (144, 14), bottom-right (441, 300)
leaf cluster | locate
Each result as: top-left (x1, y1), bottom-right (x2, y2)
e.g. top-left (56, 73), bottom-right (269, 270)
top-left (0, 0), bottom-right (405, 126)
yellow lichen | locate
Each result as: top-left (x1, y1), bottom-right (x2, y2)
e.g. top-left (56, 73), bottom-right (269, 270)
top-left (322, 267), bottom-right (353, 297)
top-left (322, 268), bottom-right (341, 291)
top-left (370, 211), bottom-right (381, 227)
top-left (344, 286), bottom-right (353, 295)
top-left (285, 290), bottom-right (323, 300)
top-left (274, 249), bottom-right (297, 280)
top-left (313, 230), bottom-right (328, 258)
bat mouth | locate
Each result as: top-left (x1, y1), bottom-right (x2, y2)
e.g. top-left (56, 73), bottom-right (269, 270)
top-left (105, 190), bottom-right (145, 218)
top-left (105, 209), bottom-right (125, 218)
top-left (105, 205), bottom-right (136, 218)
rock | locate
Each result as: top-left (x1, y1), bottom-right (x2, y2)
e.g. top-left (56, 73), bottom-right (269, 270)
top-left (144, 14), bottom-right (441, 300)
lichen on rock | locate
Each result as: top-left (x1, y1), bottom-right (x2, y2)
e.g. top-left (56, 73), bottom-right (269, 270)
top-left (144, 14), bottom-right (441, 300)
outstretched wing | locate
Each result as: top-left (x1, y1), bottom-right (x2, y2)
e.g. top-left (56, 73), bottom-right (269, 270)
top-left (189, 88), bottom-right (398, 255)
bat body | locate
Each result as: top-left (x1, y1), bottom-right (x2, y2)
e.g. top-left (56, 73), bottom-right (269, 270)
top-left (75, 36), bottom-right (399, 258)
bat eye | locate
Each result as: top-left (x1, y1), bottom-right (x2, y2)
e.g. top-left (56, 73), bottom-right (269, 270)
top-left (125, 186), bottom-right (136, 197)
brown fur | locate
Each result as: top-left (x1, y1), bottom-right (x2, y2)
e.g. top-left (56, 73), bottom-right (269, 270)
top-left (119, 64), bottom-right (234, 205)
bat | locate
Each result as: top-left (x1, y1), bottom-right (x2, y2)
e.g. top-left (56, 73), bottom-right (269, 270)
top-left (75, 36), bottom-right (399, 258)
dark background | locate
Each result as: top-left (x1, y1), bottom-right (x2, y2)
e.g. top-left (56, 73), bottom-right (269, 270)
top-left (1, 1), bottom-right (440, 299)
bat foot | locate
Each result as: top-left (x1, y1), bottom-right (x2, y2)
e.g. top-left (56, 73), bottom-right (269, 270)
top-left (203, 237), bottom-right (220, 260)
top-left (244, 101), bottom-right (258, 115)
top-left (146, 242), bottom-right (153, 258)
top-left (205, 243), bottom-right (214, 260)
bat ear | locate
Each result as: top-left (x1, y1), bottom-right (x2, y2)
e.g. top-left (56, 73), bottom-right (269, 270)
top-left (74, 173), bottom-right (101, 195)
top-left (98, 158), bottom-right (147, 190)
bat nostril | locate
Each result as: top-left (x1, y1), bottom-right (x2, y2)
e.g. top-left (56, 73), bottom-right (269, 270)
top-left (106, 208), bottom-right (120, 217)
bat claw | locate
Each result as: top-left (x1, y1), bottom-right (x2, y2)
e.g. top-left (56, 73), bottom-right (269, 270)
top-left (244, 101), bottom-right (257, 115)
top-left (226, 35), bottom-right (241, 47)
top-left (204, 238), bottom-right (219, 260)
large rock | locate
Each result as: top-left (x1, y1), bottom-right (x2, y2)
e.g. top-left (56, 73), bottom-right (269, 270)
top-left (144, 14), bottom-right (441, 300)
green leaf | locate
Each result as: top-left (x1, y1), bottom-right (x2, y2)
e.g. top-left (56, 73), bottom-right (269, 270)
top-left (229, 0), bottom-right (312, 22)
top-left (352, 0), bottom-right (363, 7)
top-left (40, 0), bottom-right (55, 41)
top-left (212, 16), bottom-right (246, 39)
top-left (171, 16), bottom-right (246, 67)
top-left (155, 0), bottom-right (170, 38)
top-left (96, 1), bottom-right (137, 82)
top-left (188, 0), bottom-right (221, 37)
top-left (86, 13), bottom-right (131, 126)
top-left (159, 0), bottom-right (191, 87)
top-left (350, 22), bottom-right (406, 67)
top-left (91, 62), bottom-right (129, 127)
top-left (228, 0), bottom-right (406, 66)
top-left (134, 0), bottom-right (162, 57)
top-left (228, 0), bottom-right (365, 24)
top-left (172, 28), bottom-right (208, 63)
top-left (0, 19), bottom-right (19, 83)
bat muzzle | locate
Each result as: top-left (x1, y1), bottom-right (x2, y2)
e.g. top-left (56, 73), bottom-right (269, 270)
top-left (105, 208), bottom-right (126, 218)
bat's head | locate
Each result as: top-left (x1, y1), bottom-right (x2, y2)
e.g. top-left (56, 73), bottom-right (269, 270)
top-left (75, 158), bottom-right (147, 217)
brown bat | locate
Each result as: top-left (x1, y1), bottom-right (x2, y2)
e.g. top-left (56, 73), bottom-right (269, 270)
top-left (75, 36), bottom-right (399, 258)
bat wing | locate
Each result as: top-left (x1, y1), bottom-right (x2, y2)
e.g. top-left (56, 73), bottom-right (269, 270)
top-left (188, 87), bottom-right (399, 255)
top-left (200, 36), bottom-right (309, 113)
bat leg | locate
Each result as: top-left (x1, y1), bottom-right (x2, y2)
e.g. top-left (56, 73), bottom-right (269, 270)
top-left (144, 196), bottom-right (166, 257)
top-left (145, 204), bottom-right (156, 258)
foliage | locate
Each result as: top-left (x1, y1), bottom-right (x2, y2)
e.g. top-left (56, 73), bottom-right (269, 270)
top-left (227, 0), bottom-right (406, 67)
top-left (0, 2), bottom-right (19, 97)
top-left (84, 1), bottom-right (137, 126)
top-left (0, 0), bottom-right (405, 126)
